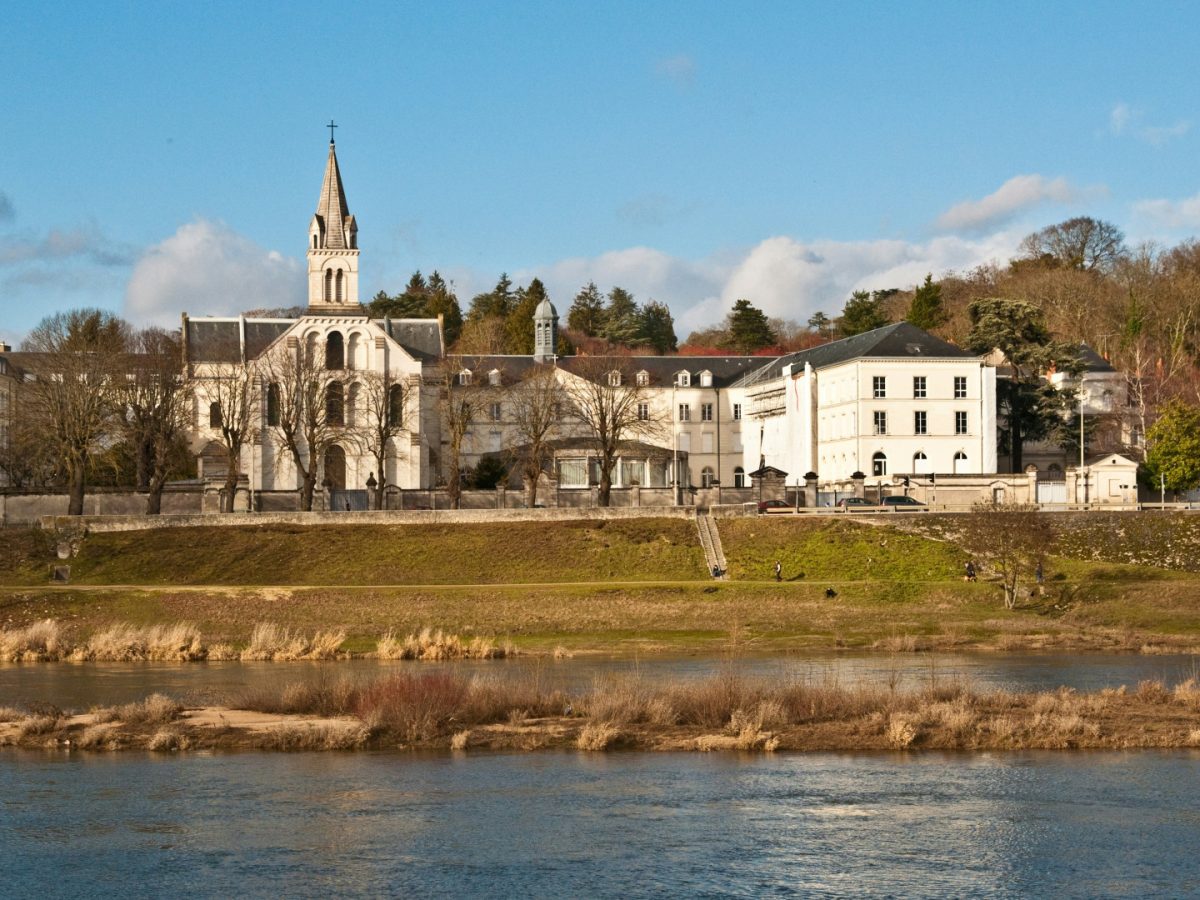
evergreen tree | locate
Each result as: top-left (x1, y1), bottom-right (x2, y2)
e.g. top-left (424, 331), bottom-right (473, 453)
top-left (838, 291), bottom-right (890, 336)
top-left (807, 311), bottom-right (832, 338)
top-left (426, 270), bottom-right (463, 347)
top-left (504, 277), bottom-right (549, 355)
top-left (467, 273), bottom-right (516, 322)
top-left (723, 299), bottom-right (776, 353)
top-left (906, 274), bottom-right (948, 330)
top-left (638, 300), bottom-right (678, 354)
top-left (602, 287), bottom-right (642, 344)
top-left (1144, 400), bottom-right (1200, 496)
top-left (566, 282), bottom-right (606, 336)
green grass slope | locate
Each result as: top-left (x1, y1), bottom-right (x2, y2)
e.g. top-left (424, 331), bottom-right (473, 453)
top-left (57, 519), bottom-right (708, 586)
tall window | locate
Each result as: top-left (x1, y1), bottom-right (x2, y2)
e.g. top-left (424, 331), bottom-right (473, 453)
top-left (208, 401), bottom-right (222, 428)
top-left (913, 376), bottom-right (926, 398)
top-left (335, 269), bottom-right (344, 302)
top-left (388, 384), bottom-right (404, 427)
top-left (678, 403), bottom-right (691, 422)
top-left (954, 376), bottom-right (967, 399)
top-left (346, 383), bottom-right (360, 427)
top-left (733, 466), bottom-right (745, 488)
top-left (607, 370), bottom-right (622, 386)
top-left (873, 376), bottom-right (887, 398)
top-left (873, 411), bottom-right (887, 435)
top-left (490, 402), bottom-right (502, 422)
top-left (913, 451), bottom-right (929, 474)
top-left (266, 383), bottom-right (280, 427)
top-left (637, 402), bottom-right (649, 421)
top-left (636, 370), bottom-right (649, 386)
top-left (872, 451), bottom-right (888, 476)
top-left (914, 410), bottom-right (927, 435)
top-left (700, 466), bottom-right (715, 488)
top-left (325, 332), bottom-right (344, 370)
top-left (733, 403), bottom-right (742, 421)
top-left (488, 369), bottom-right (502, 386)
top-left (326, 382), bottom-right (345, 426)
top-left (701, 402), bottom-right (713, 422)
top-left (324, 268), bottom-right (332, 302)
top-left (953, 451), bottom-right (968, 474)
top-left (955, 411), bottom-right (968, 434)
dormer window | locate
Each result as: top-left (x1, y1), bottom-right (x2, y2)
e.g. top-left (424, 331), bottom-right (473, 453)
top-left (458, 369), bottom-right (472, 386)
top-left (699, 370), bottom-right (712, 388)
top-left (607, 370), bottom-right (622, 387)
top-left (675, 371), bottom-right (691, 387)
top-left (636, 370), bottom-right (649, 387)
top-left (488, 369), bottom-right (502, 386)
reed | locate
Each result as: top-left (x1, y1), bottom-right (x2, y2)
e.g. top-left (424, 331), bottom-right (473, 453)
top-left (0, 620), bottom-right (65, 662)
top-left (240, 623), bottom-right (346, 661)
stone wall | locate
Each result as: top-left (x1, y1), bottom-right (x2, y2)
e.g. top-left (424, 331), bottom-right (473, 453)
top-left (2, 488), bottom-right (202, 526)
top-left (40, 504), bottom-right (699, 533)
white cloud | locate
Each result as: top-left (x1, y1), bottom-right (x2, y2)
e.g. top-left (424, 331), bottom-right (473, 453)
top-left (935, 175), bottom-right (1080, 232)
top-left (518, 231), bottom-right (1020, 338)
top-left (124, 219), bottom-right (304, 327)
top-left (654, 54), bottom-right (696, 88)
top-left (1133, 191), bottom-right (1200, 229)
top-left (1110, 101), bottom-right (1190, 147)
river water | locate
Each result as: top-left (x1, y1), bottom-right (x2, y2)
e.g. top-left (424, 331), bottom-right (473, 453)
top-left (2, 749), bottom-right (1199, 898)
top-left (1, 651), bottom-right (1197, 709)
top-left (4, 653), bottom-right (1199, 897)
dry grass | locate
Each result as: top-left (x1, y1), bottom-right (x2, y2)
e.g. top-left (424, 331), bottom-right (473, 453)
top-left (376, 628), bottom-right (510, 661)
top-left (16, 714), bottom-right (64, 738)
top-left (0, 619), bottom-right (66, 662)
top-left (260, 722), bottom-right (370, 751)
top-left (75, 623), bottom-right (205, 662)
top-left (577, 722), bottom-right (621, 750)
top-left (77, 724), bottom-right (125, 751)
top-left (240, 623), bottom-right (347, 661)
top-left (450, 729), bottom-right (471, 750)
top-left (147, 729), bottom-right (192, 752)
top-left (91, 693), bottom-right (183, 727)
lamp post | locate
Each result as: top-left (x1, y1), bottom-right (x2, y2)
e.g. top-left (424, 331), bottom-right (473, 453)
top-left (1079, 390), bottom-right (1087, 505)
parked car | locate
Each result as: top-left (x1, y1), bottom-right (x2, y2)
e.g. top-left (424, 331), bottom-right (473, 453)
top-left (881, 495), bottom-right (926, 509)
top-left (836, 497), bottom-right (874, 508)
top-left (757, 499), bottom-right (792, 513)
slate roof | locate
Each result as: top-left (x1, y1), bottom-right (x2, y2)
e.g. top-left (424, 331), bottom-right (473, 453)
top-left (558, 354), bottom-right (763, 388)
top-left (736, 322), bottom-right (977, 388)
top-left (185, 316), bottom-right (444, 365)
top-left (314, 141), bottom-right (353, 250)
top-left (1073, 343), bottom-right (1116, 373)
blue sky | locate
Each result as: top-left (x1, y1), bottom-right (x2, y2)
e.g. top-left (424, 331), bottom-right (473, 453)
top-left (3, 1), bottom-right (1199, 345)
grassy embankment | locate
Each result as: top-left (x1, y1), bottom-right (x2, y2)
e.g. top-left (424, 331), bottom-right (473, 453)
top-left (2, 514), bottom-right (1200, 654)
top-left (4, 667), bottom-right (1200, 754)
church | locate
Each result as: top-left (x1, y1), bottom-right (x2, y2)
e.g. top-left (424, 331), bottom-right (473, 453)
top-left (183, 135), bottom-right (1002, 511)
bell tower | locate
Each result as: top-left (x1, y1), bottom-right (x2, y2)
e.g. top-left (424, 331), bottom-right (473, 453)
top-left (307, 123), bottom-right (363, 314)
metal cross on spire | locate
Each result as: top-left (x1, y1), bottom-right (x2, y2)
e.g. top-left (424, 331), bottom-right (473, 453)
top-left (327, 119), bottom-right (338, 144)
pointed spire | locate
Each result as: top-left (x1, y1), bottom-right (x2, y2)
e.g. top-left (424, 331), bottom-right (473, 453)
top-left (315, 141), bottom-right (351, 250)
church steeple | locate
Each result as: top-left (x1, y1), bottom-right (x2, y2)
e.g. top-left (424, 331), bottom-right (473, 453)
top-left (307, 128), bottom-right (362, 313)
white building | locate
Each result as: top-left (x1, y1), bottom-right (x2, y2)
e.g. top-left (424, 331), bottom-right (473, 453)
top-left (737, 323), bottom-right (998, 491)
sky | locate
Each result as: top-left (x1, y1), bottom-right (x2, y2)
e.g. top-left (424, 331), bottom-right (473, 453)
top-left (3, 0), bottom-right (1200, 347)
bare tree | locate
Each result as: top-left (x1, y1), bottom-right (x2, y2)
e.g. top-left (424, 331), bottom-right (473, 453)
top-left (259, 337), bottom-right (351, 511)
top-left (960, 502), bottom-right (1051, 609)
top-left (203, 358), bottom-right (257, 512)
top-left (20, 309), bottom-right (127, 515)
top-left (440, 359), bottom-right (484, 509)
top-left (114, 327), bottom-right (190, 514)
top-left (1019, 217), bottom-right (1126, 273)
top-left (560, 355), bottom-right (667, 506)
top-left (509, 363), bottom-right (566, 506)
top-left (358, 370), bottom-right (413, 509)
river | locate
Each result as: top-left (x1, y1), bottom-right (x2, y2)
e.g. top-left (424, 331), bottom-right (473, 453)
top-left (2, 749), bottom-right (1199, 897)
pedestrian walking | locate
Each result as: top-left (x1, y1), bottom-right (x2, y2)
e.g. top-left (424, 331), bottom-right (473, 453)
top-left (965, 560), bottom-right (977, 582)
top-left (1035, 559), bottom-right (1044, 584)
top-left (774, 560), bottom-right (782, 582)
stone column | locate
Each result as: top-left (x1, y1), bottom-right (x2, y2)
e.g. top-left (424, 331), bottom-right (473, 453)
top-left (804, 472), bottom-right (819, 509)
top-left (851, 471), bottom-right (866, 500)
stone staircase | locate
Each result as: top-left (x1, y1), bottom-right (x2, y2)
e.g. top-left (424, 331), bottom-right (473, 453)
top-left (697, 513), bottom-right (728, 579)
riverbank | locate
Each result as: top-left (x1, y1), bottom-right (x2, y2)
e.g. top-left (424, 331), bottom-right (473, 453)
top-left (3, 670), bottom-right (1199, 753)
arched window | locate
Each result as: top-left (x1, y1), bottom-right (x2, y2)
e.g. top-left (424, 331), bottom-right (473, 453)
top-left (458, 369), bottom-right (472, 386)
top-left (912, 451), bottom-right (930, 474)
top-left (324, 268), bottom-right (332, 302)
top-left (953, 451), bottom-right (968, 475)
top-left (346, 333), bottom-right (361, 371)
top-left (325, 332), bottom-right (344, 370)
top-left (336, 269), bottom-right (344, 302)
top-left (325, 382), bottom-right (345, 426)
top-left (388, 383), bottom-right (405, 427)
top-left (208, 401), bottom-right (222, 428)
top-left (607, 370), bottom-right (622, 387)
top-left (346, 382), bottom-right (360, 428)
top-left (636, 370), bottom-right (649, 386)
top-left (489, 369), bottom-right (502, 386)
top-left (266, 383), bottom-right (280, 427)
top-left (872, 451), bottom-right (888, 477)
top-left (305, 332), bottom-right (319, 367)
top-left (733, 466), bottom-right (745, 488)
top-left (701, 466), bottom-right (716, 488)
top-left (324, 445), bottom-right (347, 490)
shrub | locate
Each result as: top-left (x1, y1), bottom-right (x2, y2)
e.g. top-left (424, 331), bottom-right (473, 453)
top-left (577, 722), bottom-right (620, 750)
top-left (353, 671), bottom-right (470, 742)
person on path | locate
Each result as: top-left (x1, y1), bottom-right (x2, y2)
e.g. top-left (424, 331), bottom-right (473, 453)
top-left (774, 560), bottom-right (782, 582)
top-left (965, 560), bottom-right (977, 582)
